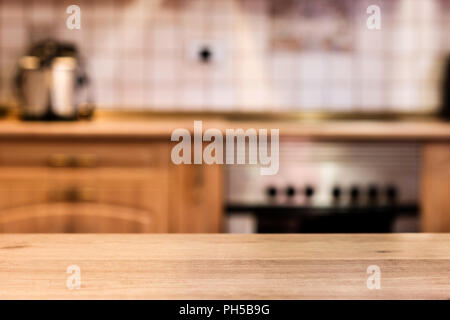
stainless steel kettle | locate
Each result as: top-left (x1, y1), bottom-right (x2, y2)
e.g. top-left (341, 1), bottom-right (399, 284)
top-left (15, 40), bottom-right (90, 120)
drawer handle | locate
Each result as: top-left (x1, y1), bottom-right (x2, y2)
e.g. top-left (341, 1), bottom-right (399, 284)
top-left (47, 154), bottom-right (72, 167)
top-left (49, 187), bottom-right (97, 202)
top-left (71, 187), bottom-right (97, 202)
top-left (73, 154), bottom-right (98, 168)
top-left (47, 154), bottom-right (98, 168)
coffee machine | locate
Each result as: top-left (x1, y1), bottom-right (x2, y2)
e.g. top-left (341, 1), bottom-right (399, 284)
top-left (15, 39), bottom-right (91, 121)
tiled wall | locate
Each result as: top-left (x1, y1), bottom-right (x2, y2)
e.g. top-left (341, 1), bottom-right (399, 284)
top-left (0, 0), bottom-right (449, 112)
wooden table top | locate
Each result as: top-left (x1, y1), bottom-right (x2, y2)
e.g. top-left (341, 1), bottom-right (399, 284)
top-left (1, 234), bottom-right (449, 300)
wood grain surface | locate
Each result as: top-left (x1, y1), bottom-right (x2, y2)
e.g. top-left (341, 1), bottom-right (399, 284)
top-left (0, 234), bottom-right (449, 299)
top-left (1, 118), bottom-right (450, 140)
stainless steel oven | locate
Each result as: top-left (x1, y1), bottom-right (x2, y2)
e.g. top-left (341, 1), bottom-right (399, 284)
top-left (225, 141), bottom-right (420, 233)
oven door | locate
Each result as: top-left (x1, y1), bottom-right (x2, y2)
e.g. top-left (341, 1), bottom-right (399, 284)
top-left (226, 205), bottom-right (418, 233)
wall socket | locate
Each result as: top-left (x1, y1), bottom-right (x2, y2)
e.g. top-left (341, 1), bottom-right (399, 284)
top-left (186, 39), bottom-right (226, 64)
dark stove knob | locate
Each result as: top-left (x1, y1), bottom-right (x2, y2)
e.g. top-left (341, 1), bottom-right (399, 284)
top-left (267, 186), bottom-right (277, 198)
top-left (350, 186), bottom-right (360, 200)
top-left (386, 185), bottom-right (398, 202)
top-left (368, 185), bottom-right (379, 200)
top-left (304, 186), bottom-right (315, 197)
top-left (286, 186), bottom-right (296, 197)
top-left (332, 186), bottom-right (341, 199)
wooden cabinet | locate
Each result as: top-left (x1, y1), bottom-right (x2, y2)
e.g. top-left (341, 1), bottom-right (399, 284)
top-left (167, 140), bottom-right (223, 233)
top-left (0, 139), bottom-right (223, 233)
top-left (421, 143), bottom-right (450, 232)
top-left (169, 163), bottom-right (223, 233)
top-left (0, 141), bottom-right (170, 233)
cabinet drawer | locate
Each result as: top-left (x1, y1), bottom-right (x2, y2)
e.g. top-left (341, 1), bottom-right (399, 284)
top-left (0, 142), bottom-right (168, 168)
top-left (0, 167), bottom-right (168, 233)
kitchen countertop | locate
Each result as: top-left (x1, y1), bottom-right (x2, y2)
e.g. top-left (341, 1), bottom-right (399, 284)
top-left (0, 112), bottom-right (450, 140)
top-left (1, 234), bottom-right (449, 299)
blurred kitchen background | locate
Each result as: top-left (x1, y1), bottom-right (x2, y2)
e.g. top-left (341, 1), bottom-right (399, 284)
top-left (0, 0), bottom-right (449, 113)
top-left (0, 0), bottom-right (449, 235)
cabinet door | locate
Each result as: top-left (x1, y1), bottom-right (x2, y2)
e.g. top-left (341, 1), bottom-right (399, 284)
top-left (167, 139), bottom-right (223, 233)
top-left (422, 143), bottom-right (450, 232)
top-left (68, 168), bottom-right (168, 233)
top-left (0, 167), bottom-right (168, 233)
top-left (169, 163), bottom-right (223, 233)
top-left (0, 169), bottom-right (71, 232)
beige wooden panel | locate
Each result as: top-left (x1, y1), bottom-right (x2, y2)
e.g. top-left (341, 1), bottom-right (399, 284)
top-left (0, 141), bottom-right (167, 168)
top-left (0, 167), bottom-right (169, 233)
top-left (169, 163), bottom-right (223, 233)
top-left (0, 234), bottom-right (449, 299)
top-left (421, 143), bottom-right (450, 232)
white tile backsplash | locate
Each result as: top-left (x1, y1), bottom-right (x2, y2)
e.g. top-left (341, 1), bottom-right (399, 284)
top-left (0, 0), bottom-right (448, 112)
top-left (357, 56), bottom-right (385, 81)
top-left (327, 83), bottom-right (355, 111)
top-left (297, 83), bottom-right (325, 110)
top-left (360, 81), bottom-right (386, 109)
top-left (329, 54), bottom-right (354, 82)
top-left (0, 1), bottom-right (24, 21)
top-left (210, 82), bottom-right (235, 110)
top-left (297, 53), bottom-right (329, 82)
